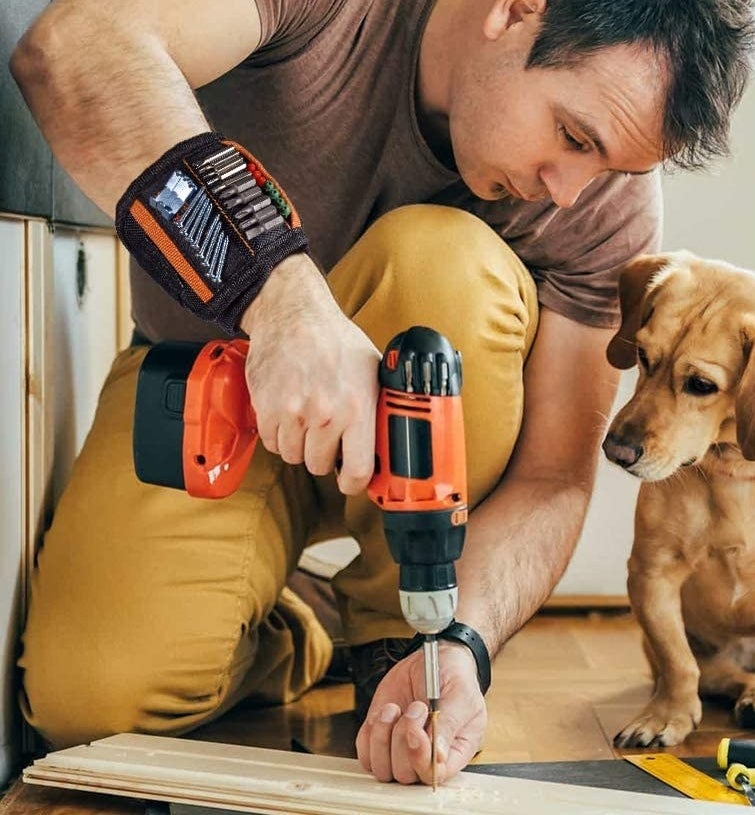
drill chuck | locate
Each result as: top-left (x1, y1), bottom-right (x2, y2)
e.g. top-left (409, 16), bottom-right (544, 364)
top-left (400, 587), bottom-right (458, 635)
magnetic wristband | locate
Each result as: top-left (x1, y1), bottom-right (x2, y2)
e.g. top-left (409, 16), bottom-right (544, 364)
top-left (115, 132), bottom-right (308, 334)
top-left (403, 621), bottom-right (491, 695)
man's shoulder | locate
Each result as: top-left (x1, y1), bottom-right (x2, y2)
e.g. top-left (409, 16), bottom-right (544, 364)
top-left (252, 0), bottom-right (422, 56)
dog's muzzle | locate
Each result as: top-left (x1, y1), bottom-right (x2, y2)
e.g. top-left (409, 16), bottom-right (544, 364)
top-left (602, 432), bottom-right (644, 470)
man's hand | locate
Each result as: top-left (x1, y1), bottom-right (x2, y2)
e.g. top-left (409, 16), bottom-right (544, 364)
top-left (239, 252), bottom-right (381, 495)
top-left (356, 642), bottom-right (487, 785)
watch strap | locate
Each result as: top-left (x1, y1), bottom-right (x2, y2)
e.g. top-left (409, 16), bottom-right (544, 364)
top-left (403, 620), bottom-right (491, 695)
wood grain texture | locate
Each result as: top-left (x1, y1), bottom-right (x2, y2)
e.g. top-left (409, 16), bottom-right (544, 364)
top-left (23, 733), bottom-right (733, 814)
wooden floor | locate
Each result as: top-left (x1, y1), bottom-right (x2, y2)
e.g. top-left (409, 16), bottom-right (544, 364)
top-left (3, 609), bottom-right (752, 814)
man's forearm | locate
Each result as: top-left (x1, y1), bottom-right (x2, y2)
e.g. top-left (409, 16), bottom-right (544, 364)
top-left (455, 476), bottom-right (591, 657)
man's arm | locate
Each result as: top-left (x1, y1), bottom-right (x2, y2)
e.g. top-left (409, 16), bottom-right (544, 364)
top-left (455, 307), bottom-right (621, 653)
top-left (10, 0), bottom-right (263, 217)
top-left (11, 0), bottom-right (380, 494)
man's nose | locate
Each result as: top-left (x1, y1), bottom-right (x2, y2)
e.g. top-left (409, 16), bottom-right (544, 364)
top-left (540, 163), bottom-right (596, 208)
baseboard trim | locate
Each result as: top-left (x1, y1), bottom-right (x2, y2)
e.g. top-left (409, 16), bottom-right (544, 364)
top-left (545, 594), bottom-right (629, 609)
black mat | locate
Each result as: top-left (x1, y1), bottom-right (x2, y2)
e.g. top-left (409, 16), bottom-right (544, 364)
top-left (467, 757), bottom-right (723, 799)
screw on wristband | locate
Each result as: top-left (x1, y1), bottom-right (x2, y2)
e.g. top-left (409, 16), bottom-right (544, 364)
top-left (403, 620), bottom-right (491, 695)
top-left (115, 132), bottom-right (309, 335)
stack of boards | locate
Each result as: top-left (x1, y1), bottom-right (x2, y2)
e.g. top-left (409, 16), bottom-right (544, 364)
top-left (23, 733), bottom-right (731, 814)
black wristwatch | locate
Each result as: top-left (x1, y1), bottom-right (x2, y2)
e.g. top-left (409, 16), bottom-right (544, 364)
top-left (402, 621), bottom-right (491, 695)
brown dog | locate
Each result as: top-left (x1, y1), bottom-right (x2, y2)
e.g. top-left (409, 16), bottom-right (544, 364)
top-left (603, 251), bottom-right (755, 747)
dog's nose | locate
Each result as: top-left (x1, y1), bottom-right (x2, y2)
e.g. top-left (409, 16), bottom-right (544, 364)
top-left (602, 432), bottom-right (643, 469)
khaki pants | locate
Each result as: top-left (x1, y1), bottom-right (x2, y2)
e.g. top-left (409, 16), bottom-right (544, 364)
top-left (19, 205), bottom-right (538, 748)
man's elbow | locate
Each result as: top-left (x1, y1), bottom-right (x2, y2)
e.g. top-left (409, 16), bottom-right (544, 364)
top-left (10, 11), bottom-right (65, 94)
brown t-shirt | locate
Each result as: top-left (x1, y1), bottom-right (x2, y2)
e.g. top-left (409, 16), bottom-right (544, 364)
top-left (130, 0), bottom-right (662, 342)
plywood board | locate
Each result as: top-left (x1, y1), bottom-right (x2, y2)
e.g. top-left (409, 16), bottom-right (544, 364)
top-left (23, 733), bottom-right (733, 814)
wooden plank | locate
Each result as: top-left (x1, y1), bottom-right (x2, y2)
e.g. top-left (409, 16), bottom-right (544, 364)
top-left (23, 734), bottom-right (734, 814)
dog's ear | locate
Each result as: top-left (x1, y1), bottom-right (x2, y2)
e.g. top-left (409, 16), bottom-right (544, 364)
top-left (606, 254), bottom-right (670, 369)
top-left (736, 325), bottom-right (755, 460)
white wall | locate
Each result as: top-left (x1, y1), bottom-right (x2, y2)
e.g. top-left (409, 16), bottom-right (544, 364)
top-left (663, 83), bottom-right (755, 268)
top-left (556, 79), bottom-right (755, 597)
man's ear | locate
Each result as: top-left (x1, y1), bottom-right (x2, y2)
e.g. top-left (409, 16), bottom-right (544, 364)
top-left (736, 324), bottom-right (755, 460)
top-left (606, 254), bottom-right (670, 370)
top-left (483, 0), bottom-right (547, 40)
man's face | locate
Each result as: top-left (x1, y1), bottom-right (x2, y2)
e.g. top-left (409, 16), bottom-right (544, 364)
top-left (448, 30), bottom-right (667, 207)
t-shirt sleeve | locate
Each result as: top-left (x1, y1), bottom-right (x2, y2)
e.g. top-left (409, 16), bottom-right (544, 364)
top-left (513, 171), bottom-right (662, 329)
top-left (253, 0), bottom-right (345, 54)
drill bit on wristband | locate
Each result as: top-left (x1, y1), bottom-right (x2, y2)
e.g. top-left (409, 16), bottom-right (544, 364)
top-left (115, 132), bottom-right (308, 334)
top-left (403, 621), bottom-right (492, 695)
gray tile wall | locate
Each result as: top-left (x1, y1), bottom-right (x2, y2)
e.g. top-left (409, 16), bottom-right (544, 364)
top-left (1, 2), bottom-right (111, 227)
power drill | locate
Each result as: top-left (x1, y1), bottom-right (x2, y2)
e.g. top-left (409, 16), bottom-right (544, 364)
top-left (133, 327), bottom-right (468, 782)
top-left (366, 327), bottom-right (467, 785)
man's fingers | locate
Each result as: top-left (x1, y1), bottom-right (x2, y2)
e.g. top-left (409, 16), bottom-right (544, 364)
top-left (336, 420), bottom-right (375, 495)
top-left (390, 701), bottom-right (428, 784)
top-left (434, 700), bottom-right (486, 779)
top-left (443, 732), bottom-right (482, 778)
top-left (367, 703), bottom-right (402, 782)
top-left (355, 718), bottom-right (372, 773)
top-left (276, 416), bottom-right (306, 464)
top-left (303, 424), bottom-right (341, 475)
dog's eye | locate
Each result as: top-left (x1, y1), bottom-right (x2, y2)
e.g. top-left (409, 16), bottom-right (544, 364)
top-left (684, 376), bottom-right (718, 396)
top-left (637, 348), bottom-right (650, 371)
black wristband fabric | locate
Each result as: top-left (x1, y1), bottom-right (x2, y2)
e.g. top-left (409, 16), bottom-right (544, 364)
top-left (403, 621), bottom-right (491, 695)
top-left (115, 132), bottom-right (309, 335)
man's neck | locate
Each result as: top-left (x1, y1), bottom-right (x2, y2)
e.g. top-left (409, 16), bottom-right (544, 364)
top-left (416, 0), bottom-right (458, 170)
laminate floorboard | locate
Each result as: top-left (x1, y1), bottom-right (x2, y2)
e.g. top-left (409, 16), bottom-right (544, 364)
top-left (4, 610), bottom-right (750, 814)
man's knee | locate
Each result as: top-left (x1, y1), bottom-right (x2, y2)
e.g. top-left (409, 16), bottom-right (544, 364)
top-left (372, 203), bottom-right (525, 272)
top-left (355, 204), bottom-right (536, 352)
top-left (367, 205), bottom-right (534, 322)
top-left (20, 628), bottom-right (242, 749)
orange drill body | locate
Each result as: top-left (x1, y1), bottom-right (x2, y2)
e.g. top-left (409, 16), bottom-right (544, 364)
top-left (134, 338), bottom-right (258, 498)
top-left (182, 339), bottom-right (258, 498)
top-left (369, 386), bottom-right (467, 517)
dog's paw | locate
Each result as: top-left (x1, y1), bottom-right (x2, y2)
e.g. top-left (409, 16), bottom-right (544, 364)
top-left (613, 696), bottom-right (702, 748)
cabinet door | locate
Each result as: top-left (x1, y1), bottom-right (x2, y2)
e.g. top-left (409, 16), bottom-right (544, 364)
top-left (0, 217), bottom-right (26, 783)
top-left (52, 230), bottom-right (120, 504)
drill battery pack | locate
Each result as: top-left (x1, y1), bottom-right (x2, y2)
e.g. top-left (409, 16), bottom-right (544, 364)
top-left (133, 339), bottom-right (258, 498)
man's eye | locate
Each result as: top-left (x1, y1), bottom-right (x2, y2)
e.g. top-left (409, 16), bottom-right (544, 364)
top-left (683, 376), bottom-right (718, 396)
top-left (559, 125), bottom-right (587, 152)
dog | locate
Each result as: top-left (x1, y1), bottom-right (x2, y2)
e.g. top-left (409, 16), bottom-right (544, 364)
top-left (602, 250), bottom-right (755, 748)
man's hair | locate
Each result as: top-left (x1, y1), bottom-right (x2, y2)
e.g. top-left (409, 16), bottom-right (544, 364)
top-left (527, 0), bottom-right (755, 170)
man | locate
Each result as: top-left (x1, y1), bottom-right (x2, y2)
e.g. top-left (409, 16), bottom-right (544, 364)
top-left (11, 0), bottom-right (753, 787)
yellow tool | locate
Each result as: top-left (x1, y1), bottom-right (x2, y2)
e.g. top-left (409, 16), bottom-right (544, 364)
top-left (726, 763), bottom-right (755, 805)
top-left (719, 737), bottom-right (755, 771)
top-left (624, 753), bottom-right (749, 805)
